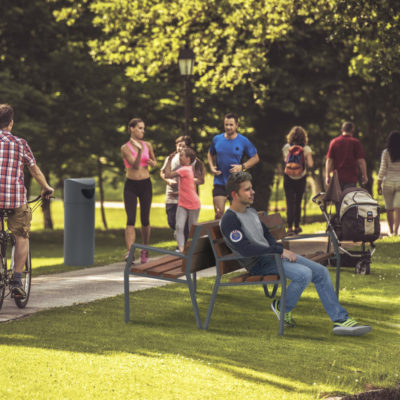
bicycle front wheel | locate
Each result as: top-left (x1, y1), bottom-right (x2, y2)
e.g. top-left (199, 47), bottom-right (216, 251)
top-left (14, 251), bottom-right (32, 309)
top-left (0, 256), bottom-right (6, 311)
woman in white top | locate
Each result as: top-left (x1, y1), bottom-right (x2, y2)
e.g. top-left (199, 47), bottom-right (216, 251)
top-left (282, 126), bottom-right (313, 235)
top-left (377, 130), bottom-right (400, 236)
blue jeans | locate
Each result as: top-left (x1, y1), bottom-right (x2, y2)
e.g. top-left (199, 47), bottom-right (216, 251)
top-left (250, 254), bottom-right (348, 322)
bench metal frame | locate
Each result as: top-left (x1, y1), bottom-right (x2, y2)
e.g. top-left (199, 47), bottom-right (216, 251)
top-left (202, 225), bottom-right (288, 335)
top-left (124, 224), bottom-right (207, 329)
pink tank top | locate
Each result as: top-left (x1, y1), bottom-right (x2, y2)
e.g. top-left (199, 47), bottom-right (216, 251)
top-left (123, 140), bottom-right (150, 169)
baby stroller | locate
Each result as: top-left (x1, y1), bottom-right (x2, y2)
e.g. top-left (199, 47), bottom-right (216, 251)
top-left (312, 177), bottom-right (380, 275)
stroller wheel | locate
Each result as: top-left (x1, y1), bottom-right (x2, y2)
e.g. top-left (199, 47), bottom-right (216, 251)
top-left (355, 260), bottom-right (370, 275)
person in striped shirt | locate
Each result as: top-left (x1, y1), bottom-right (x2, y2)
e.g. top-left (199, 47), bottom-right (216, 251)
top-left (0, 104), bottom-right (53, 298)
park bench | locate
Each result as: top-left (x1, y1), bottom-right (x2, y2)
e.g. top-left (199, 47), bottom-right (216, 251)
top-left (124, 212), bottom-right (340, 335)
top-left (123, 215), bottom-right (288, 334)
top-left (124, 220), bottom-right (216, 329)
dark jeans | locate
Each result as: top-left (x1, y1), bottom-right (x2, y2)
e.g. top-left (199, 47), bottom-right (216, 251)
top-left (284, 174), bottom-right (306, 228)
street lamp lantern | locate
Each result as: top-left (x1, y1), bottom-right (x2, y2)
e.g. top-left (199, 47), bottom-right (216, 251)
top-left (178, 43), bottom-right (195, 137)
top-left (178, 45), bottom-right (195, 76)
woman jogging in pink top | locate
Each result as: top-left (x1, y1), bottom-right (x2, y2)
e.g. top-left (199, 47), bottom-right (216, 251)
top-left (121, 118), bottom-right (157, 264)
top-left (164, 147), bottom-right (200, 252)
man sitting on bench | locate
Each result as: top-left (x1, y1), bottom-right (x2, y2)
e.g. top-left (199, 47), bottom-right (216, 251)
top-left (220, 171), bottom-right (371, 336)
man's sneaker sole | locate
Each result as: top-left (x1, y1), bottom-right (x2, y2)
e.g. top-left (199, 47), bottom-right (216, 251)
top-left (271, 300), bottom-right (280, 320)
top-left (333, 325), bottom-right (372, 336)
top-left (11, 286), bottom-right (27, 299)
top-left (270, 300), bottom-right (296, 328)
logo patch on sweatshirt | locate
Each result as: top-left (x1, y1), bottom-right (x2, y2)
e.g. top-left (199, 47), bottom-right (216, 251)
top-left (230, 230), bottom-right (242, 242)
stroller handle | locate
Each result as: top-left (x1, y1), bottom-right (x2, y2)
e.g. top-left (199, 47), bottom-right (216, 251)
top-left (312, 192), bottom-right (326, 205)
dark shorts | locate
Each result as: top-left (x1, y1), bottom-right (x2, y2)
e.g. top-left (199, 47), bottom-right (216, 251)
top-left (212, 185), bottom-right (227, 198)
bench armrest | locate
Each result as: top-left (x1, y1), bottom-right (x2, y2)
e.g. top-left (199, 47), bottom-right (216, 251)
top-left (216, 252), bottom-right (286, 280)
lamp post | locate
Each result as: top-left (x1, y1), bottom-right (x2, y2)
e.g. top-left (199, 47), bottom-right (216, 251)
top-left (178, 44), bottom-right (195, 137)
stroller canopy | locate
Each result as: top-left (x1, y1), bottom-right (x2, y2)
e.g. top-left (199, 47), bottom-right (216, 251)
top-left (339, 187), bottom-right (379, 220)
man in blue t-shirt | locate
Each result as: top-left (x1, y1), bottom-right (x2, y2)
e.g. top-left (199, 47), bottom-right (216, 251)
top-left (207, 112), bottom-right (259, 219)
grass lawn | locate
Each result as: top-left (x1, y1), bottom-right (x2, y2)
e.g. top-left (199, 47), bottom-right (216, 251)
top-left (0, 173), bottom-right (398, 399)
top-left (0, 236), bottom-right (399, 399)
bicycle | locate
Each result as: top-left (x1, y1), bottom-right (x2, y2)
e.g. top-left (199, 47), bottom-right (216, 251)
top-left (0, 195), bottom-right (49, 311)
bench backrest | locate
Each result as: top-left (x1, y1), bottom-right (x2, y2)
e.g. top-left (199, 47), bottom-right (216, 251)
top-left (183, 221), bottom-right (216, 273)
top-left (207, 212), bottom-right (286, 275)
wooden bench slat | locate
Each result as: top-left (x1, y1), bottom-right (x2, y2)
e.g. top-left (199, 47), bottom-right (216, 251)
top-left (229, 273), bottom-right (280, 283)
top-left (163, 267), bottom-right (186, 279)
top-left (263, 274), bottom-right (280, 282)
top-left (146, 260), bottom-right (184, 276)
top-left (130, 255), bottom-right (181, 273)
top-left (307, 252), bottom-right (334, 263)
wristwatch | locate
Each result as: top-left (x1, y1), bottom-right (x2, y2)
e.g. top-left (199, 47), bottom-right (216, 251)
top-left (242, 164), bottom-right (246, 171)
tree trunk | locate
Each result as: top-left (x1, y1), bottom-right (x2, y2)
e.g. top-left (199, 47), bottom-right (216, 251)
top-left (97, 158), bottom-right (108, 230)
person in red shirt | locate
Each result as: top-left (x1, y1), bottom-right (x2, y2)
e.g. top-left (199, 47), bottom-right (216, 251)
top-left (164, 147), bottom-right (201, 252)
top-left (325, 121), bottom-right (368, 190)
top-left (0, 104), bottom-right (53, 297)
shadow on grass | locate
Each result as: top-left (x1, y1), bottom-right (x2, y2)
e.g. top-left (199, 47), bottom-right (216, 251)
top-left (0, 261), bottom-right (399, 397)
top-left (1, 238), bottom-right (399, 397)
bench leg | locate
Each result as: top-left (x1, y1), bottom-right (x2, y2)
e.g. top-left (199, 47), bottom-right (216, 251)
top-left (124, 249), bottom-right (136, 323)
top-left (263, 283), bottom-right (278, 298)
top-left (278, 281), bottom-right (286, 336)
top-left (193, 272), bottom-right (197, 293)
top-left (335, 254), bottom-right (341, 299)
top-left (124, 261), bottom-right (131, 323)
top-left (187, 277), bottom-right (202, 329)
top-left (203, 275), bottom-right (221, 330)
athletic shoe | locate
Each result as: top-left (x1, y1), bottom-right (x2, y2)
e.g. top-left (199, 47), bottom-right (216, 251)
top-left (10, 279), bottom-right (26, 299)
top-left (294, 226), bottom-right (302, 234)
top-left (140, 250), bottom-right (148, 264)
top-left (271, 299), bottom-right (296, 328)
top-left (333, 317), bottom-right (372, 336)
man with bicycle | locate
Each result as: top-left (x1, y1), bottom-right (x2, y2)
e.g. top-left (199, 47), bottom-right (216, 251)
top-left (0, 104), bottom-right (53, 298)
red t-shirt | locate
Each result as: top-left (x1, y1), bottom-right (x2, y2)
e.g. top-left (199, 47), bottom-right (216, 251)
top-left (326, 135), bottom-right (365, 184)
top-left (176, 166), bottom-right (201, 210)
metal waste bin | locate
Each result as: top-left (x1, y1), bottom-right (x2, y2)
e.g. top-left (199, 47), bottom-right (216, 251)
top-left (64, 178), bottom-right (95, 266)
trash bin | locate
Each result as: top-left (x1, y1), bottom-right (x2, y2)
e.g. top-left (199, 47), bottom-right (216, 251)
top-left (64, 178), bottom-right (95, 266)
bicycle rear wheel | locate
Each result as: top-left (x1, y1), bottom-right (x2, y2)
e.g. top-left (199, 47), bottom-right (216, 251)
top-left (0, 256), bottom-right (6, 311)
top-left (14, 250), bottom-right (32, 309)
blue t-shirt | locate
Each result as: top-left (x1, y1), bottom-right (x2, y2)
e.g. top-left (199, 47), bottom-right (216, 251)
top-left (209, 133), bottom-right (258, 186)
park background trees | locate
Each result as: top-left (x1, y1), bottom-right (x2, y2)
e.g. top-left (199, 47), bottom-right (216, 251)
top-left (1, 0), bottom-right (399, 224)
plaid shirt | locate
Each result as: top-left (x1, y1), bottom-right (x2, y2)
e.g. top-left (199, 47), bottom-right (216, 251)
top-left (0, 130), bottom-right (36, 208)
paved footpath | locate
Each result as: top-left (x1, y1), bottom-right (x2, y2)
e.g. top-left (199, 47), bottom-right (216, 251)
top-left (0, 221), bottom-right (389, 323)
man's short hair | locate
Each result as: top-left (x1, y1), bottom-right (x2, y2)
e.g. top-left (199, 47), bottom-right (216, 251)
top-left (226, 172), bottom-right (252, 196)
top-left (175, 135), bottom-right (192, 147)
top-left (224, 112), bottom-right (238, 124)
top-left (341, 121), bottom-right (354, 133)
top-left (0, 104), bottom-right (14, 129)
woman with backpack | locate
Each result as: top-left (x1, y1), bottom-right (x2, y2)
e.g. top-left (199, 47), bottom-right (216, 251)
top-left (282, 126), bottom-right (313, 235)
top-left (377, 130), bottom-right (400, 236)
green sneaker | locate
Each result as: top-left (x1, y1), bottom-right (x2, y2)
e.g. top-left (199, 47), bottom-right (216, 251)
top-left (333, 317), bottom-right (371, 336)
top-left (271, 299), bottom-right (296, 328)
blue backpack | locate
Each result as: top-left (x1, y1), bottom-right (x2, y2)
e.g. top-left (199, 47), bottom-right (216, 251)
top-left (284, 145), bottom-right (305, 177)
